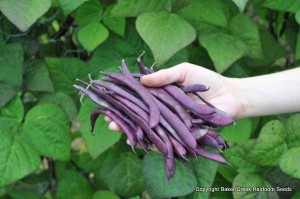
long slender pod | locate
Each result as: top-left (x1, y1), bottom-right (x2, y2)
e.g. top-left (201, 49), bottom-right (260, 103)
top-left (100, 72), bottom-right (160, 128)
top-left (163, 85), bottom-right (214, 115)
top-left (148, 87), bottom-right (192, 128)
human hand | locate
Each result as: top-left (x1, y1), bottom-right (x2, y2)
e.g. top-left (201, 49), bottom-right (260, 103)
top-left (106, 62), bottom-right (243, 132)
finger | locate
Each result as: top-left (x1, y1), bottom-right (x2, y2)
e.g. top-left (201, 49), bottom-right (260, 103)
top-left (104, 116), bottom-right (111, 122)
top-left (108, 121), bottom-right (122, 131)
top-left (140, 63), bottom-right (189, 87)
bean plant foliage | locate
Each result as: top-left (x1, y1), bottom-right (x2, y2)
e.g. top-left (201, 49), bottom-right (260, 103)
top-left (0, 0), bottom-right (300, 198)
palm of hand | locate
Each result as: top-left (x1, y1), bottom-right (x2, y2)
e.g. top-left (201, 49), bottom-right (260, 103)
top-left (181, 64), bottom-right (241, 119)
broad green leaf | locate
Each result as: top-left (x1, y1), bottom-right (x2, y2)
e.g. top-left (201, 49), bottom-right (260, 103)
top-left (264, 0), bottom-right (300, 13)
top-left (0, 44), bottom-right (23, 87)
top-left (279, 147), bottom-right (300, 179)
top-left (286, 114), bottom-right (300, 148)
top-left (0, 96), bottom-right (23, 132)
top-left (56, 170), bottom-right (93, 199)
top-left (223, 140), bottom-right (257, 173)
top-left (100, 154), bottom-right (144, 197)
top-left (90, 24), bottom-right (153, 75)
top-left (229, 15), bottom-right (262, 59)
top-left (217, 164), bottom-right (238, 183)
top-left (110, 0), bottom-right (171, 17)
top-left (45, 57), bottom-right (89, 94)
top-left (232, 173), bottom-right (279, 199)
top-left (143, 152), bottom-right (197, 198)
top-left (199, 32), bottom-right (248, 73)
top-left (247, 120), bottom-right (287, 166)
top-left (136, 12), bottom-right (196, 65)
top-left (22, 104), bottom-right (71, 161)
top-left (75, 0), bottom-right (102, 26)
top-left (231, 0), bottom-right (249, 12)
top-left (80, 115), bottom-right (121, 159)
top-left (103, 17), bottom-right (126, 37)
top-left (78, 23), bottom-right (109, 51)
top-left (0, 0), bottom-right (51, 31)
top-left (223, 64), bottom-right (249, 78)
top-left (0, 83), bottom-right (20, 108)
top-left (93, 191), bottom-right (119, 199)
top-left (188, 157), bottom-right (219, 199)
top-left (177, 0), bottom-right (227, 27)
top-left (24, 60), bottom-right (54, 92)
top-left (0, 131), bottom-right (40, 187)
top-left (76, 99), bottom-right (98, 122)
top-left (39, 92), bottom-right (78, 122)
top-left (243, 29), bottom-right (287, 67)
top-left (221, 118), bottom-right (252, 143)
top-left (58, 0), bottom-right (88, 15)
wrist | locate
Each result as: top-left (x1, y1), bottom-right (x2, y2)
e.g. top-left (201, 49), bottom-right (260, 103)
top-left (224, 77), bottom-right (248, 119)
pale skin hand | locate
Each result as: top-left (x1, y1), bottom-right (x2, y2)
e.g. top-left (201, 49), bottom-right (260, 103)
top-left (106, 63), bottom-right (300, 131)
top-left (105, 62), bottom-right (243, 131)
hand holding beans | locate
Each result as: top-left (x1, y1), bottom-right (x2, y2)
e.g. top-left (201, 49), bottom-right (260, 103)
top-left (74, 55), bottom-right (236, 179)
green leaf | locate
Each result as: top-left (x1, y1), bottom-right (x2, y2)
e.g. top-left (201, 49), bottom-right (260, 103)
top-left (22, 104), bottom-right (71, 161)
top-left (136, 12), bottom-right (196, 65)
top-left (199, 32), bottom-right (248, 73)
top-left (110, 0), bottom-right (171, 17)
top-left (0, 0), bottom-right (51, 31)
top-left (223, 140), bottom-right (257, 173)
top-left (24, 60), bottom-right (54, 92)
top-left (100, 154), bottom-right (144, 197)
top-left (76, 99), bottom-right (98, 122)
top-left (80, 115), bottom-right (121, 159)
top-left (143, 152), bottom-right (197, 198)
top-left (247, 120), bottom-right (287, 166)
top-left (177, 0), bottom-right (227, 27)
top-left (217, 164), bottom-right (238, 183)
top-left (103, 17), bottom-right (126, 37)
top-left (0, 131), bottom-right (40, 187)
top-left (229, 14), bottom-right (262, 59)
top-left (189, 157), bottom-right (219, 199)
top-left (78, 23), bottom-right (109, 51)
top-left (93, 191), bottom-right (120, 199)
top-left (264, 0), bottom-right (300, 13)
top-left (0, 96), bottom-right (23, 132)
top-left (279, 147), bottom-right (300, 179)
top-left (45, 57), bottom-right (89, 94)
top-left (286, 114), bottom-right (300, 148)
top-left (221, 118), bottom-right (252, 143)
top-left (56, 170), bottom-right (93, 199)
top-left (90, 24), bottom-right (152, 75)
top-left (0, 83), bottom-right (20, 108)
top-left (39, 92), bottom-right (78, 122)
top-left (242, 29), bottom-right (287, 67)
top-left (74, 0), bottom-right (102, 26)
top-left (0, 44), bottom-right (23, 87)
top-left (232, 173), bottom-right (279, 199)
top-left (228, 15), bottom-right (262, 58)
top-left (58, 0), bottom-right (88, 15)
top-left (231, 0), bottom-right (249, 12)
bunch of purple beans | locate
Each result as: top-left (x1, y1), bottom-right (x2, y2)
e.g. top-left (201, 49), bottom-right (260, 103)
top-left (74, 55), bottom-right (234, 180)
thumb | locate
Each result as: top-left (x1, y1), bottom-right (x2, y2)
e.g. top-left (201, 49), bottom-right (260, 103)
top-left (140, 63), bottom-right (188, 87)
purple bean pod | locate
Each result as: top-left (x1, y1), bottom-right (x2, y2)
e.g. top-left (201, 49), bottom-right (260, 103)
top-left (100, 72), bottom-right (160, 128)
top-left (163, 85), bottom-right (214, 115)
